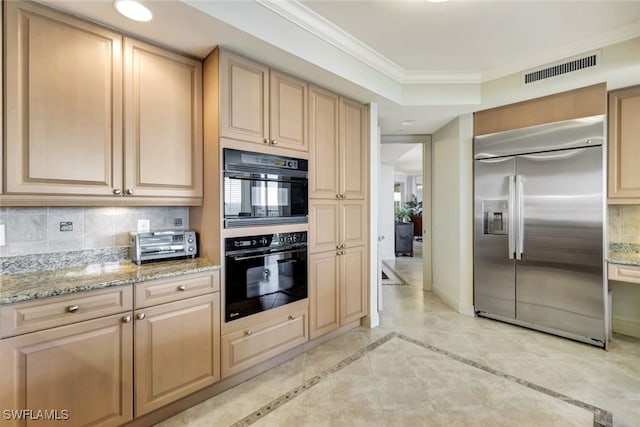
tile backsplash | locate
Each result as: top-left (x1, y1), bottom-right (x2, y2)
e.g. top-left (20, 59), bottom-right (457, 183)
top-left (0, 207), bottom-right (189, 257)
top-left (608, 205), bottom-right (640, 244)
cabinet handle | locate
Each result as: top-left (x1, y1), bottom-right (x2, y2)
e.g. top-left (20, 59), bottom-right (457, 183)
top-left (67, 305), bottom-right (79, 313)
top-left (336, 194), bottom-right (341, 199)
top-left (113, 189), bottom-right (122, 196)
top-left (288, 315), bottom-right (296, 320)
top-left (123, 315), bottom-right (132, 323)
top-left (341, 194), bottom-right (346, 199)
top-left (126, 188), bottom-right (134, 195)
top-left (137, 313), bottom-right (146, 320)
top-left (177, 285), bottom-right (187, 291)
top-left (245, 330), bottom-right (253, 336)
top-left (263, 138), bottom-right (270, 144)
top-left (337, 251), bottom-right (344, 256)
top-left (271, 139), bottom-right (278, 145)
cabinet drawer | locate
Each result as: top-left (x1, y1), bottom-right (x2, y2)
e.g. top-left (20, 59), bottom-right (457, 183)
top-left (135, 271), bottom-right (219, 308)
top-left (608, 263), bottom-right (640, 284)
top-left (0, 286), bottom-right (133, 339)
top-left (221, 307), bottom-right (308, 378)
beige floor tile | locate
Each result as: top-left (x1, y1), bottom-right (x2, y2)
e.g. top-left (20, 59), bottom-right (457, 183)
top-left (158, 246), bottom-right (640, 427)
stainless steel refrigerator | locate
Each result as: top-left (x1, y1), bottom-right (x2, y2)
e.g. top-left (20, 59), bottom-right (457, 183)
top-left (473, 116), bottom-right (608, 347)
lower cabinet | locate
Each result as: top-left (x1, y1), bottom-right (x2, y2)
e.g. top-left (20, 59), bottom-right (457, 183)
top-left (0, 271), bottom-right (222, 425)
top-left (0, 313), bottom-right (134, 427)
top-left (134, 293), bottom-right (220, 416)
top-left (309, 246), bottom-right (367, 339)
top-left (221, 304), bottom-right (308, 378)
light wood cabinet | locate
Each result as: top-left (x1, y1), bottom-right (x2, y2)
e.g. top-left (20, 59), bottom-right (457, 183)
top-left (608, 263), bottom-right (640, 284)
top-left (0, 313), bottom-right (134, 427)
top-left (308, 251), bottom-right (340, 339)
top-left (0, 286), bottom-right (133, 339)
top-left (134, 293), bottom-right (220, 416)
top-left (308, 199), bottom-right (367, 254)
top-left (124, 38), bottom-right (203, 199)
top-left (221, 303), bottom-right (308, 378)
top-left (307, 90), bottom-right (369, 339)
top-left (608, 85), bottom-right (640, 202)
top-left (309, 90), bottom-right (367, 200)
top-left (308, 246), bottom-right (367, 339)
top-left (3, 1), bottom-right (203, 205)
top-left (219, 50), bottom-right (307, 152)
top-left (4, 0), bottom-right (123, 197)
top-left (340, 246), bottom-right (368, 324)
top-left (309, 86), bottom-right (340, 198)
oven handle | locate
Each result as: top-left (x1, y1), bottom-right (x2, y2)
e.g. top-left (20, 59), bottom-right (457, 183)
top-left (231, 248), bottom-right (306, 261)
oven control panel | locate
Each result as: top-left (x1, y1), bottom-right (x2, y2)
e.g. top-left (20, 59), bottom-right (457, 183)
top-left (225, 232), bottom-right (307, 253)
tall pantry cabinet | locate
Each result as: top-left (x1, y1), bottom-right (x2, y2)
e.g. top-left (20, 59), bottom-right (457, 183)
top-left (308, 86), bottom-right (369, 339)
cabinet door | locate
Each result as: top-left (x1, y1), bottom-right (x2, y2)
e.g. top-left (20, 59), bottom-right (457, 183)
top-left (4, 1), bottom-right (123, 196)
top-left (339, 98), bottom-right (368, 200)
top-left (308, 251), bottom-right (340, 339)
top-left (608, 85), bottom-right (640, 200)
top-left (270, 70), bottom-right (308, 151)
top-left (221, 306), bottom-right (308, 378)
top-left (219, 51), bottom-right (269, 144)
top-left (309, 86), bottom-right (340, 198)
top-left (340, 199), bottom-right (367, 249)
top-left (134, 293), bottom-right (220, 416)
top-left (308, 199), bottom-right (339, 254)
top-left (0, 313), bottom-right (133, 427)
top-left (124, 39), bottom-right (203, 199)
top-left (340, 246), bottom-right (368, 325)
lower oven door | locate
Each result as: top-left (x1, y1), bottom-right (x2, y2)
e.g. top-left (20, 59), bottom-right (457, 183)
top-left (225, 247), bottom-right (308, 322)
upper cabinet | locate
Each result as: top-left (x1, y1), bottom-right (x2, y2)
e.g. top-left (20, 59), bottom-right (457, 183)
top-left (4, 1), bottom-right (123, 197)
top-left (220, 50), bottom-right (308, 152)
top-left (608, 85), bottom-right (640, 203)
top-left (2, 1), bottom-right (203, 205)
top-left (123, 39), bottom-right (202, 199)
top-left (309, 86), bottom-right (367, 200)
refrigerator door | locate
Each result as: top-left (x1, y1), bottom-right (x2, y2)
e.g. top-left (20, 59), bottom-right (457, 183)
top-left (515, 146), bottom-right (604, 342)
top-left (474, 156), bottom-right (516, 319)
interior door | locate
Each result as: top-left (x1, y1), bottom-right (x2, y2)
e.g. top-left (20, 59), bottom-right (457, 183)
top-left (474, 156), bottom-right (516, 319)
top-left (515, 146), bottom-right (605, 342)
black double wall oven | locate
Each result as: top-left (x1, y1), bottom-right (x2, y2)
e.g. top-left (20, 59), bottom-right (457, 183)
top-left (223, 149), bottom-right (309, 322)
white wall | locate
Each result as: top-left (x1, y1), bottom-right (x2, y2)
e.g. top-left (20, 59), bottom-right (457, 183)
top-left (431, 114), bottom-right (474, 315)
top-left (379, 164), bottom-right (396, 260)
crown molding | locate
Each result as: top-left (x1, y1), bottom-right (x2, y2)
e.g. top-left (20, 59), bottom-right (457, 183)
top-left (257, 0), bottom-right (639, 86)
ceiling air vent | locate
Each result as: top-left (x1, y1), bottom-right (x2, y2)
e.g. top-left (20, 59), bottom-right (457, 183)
top-left (522, 52), bottom-right (600, 85)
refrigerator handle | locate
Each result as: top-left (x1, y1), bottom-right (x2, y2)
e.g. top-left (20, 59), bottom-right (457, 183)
top-left (516, 174), bottom-right (524, 260)
top-left (508, 175), bottom-right (515, 260)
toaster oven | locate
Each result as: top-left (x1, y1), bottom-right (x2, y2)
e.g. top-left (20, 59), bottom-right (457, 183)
top-left (130, 230), bottom-right (197, 265)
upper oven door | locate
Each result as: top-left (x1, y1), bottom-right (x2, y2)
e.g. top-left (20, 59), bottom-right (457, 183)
top-left (223, 150), bottom-right (308, 228)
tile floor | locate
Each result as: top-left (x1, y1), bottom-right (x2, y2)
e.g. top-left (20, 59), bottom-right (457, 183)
top-left (157, 243), bottom-right (640, 427)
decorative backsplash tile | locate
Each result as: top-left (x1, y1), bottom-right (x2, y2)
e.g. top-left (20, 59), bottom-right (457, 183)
top-left (608, 205), bottom-right (640, 244)
top-left (0, 207), bottom-right (189, 257)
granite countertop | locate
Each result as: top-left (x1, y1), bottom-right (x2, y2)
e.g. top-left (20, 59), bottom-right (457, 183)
top-left (608, 242), bottom-right (640, 267)
top-left (0, 257), bottom-right (220, 306)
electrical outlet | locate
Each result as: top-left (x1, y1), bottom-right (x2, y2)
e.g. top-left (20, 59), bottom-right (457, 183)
top-left (137, 219), bottom-right (150, 233)
top-left (59, 221), bottom-right (73, 232)
top-left (174, 218), bottom-right (183, 227)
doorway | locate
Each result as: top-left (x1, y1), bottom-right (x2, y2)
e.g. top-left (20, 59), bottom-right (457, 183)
top-left (378, 135), bottom-right (432, 300)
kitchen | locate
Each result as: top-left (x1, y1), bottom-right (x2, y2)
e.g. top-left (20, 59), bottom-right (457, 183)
top-left (1, 0), bottom-right (640, 426)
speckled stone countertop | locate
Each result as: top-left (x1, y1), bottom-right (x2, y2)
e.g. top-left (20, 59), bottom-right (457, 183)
top-left (0, 257), bottom-right (220, 306)
top-left (608, 242), bottom-right (640, 267)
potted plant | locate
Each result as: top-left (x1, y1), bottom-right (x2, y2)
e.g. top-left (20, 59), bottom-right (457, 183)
top-left (395, 206), bottom-right (411, 223)
top-left (405, 194), bottom-right (423, 240)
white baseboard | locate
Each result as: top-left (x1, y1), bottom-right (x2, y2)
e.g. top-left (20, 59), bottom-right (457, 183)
top-left (458, 303), bottom-right (476, 317)
top-left (433, 285), bottom-right (458, 312)
top-left (613, 316), bottom-right (640, 339)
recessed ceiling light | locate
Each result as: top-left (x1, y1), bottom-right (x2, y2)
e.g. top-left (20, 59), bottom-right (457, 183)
top-left (401, 120), bottom-right (416, 126)
top-left (114, 0), bottom-right (153, 22)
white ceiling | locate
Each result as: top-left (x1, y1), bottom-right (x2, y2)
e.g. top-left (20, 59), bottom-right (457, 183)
top-left (38, 0), bottom-right (640, 137)
top-left (380, 144), bottom-right (423, 175)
